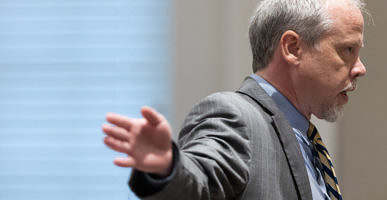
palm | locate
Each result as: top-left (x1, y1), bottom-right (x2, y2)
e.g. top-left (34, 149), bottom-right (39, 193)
top-left (102, 106), bottom-right (173, 176)
top-left (129, 118), bottom-right (172, 172)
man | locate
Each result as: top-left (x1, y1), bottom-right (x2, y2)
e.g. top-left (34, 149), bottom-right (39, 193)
top-left (102, 0), bottom-right (367, 199)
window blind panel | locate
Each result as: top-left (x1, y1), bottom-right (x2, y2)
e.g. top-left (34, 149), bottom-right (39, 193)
top-left (0, 0), bottom-right (172, 199)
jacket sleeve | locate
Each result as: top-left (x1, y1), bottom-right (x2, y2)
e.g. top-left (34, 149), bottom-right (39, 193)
top-left (129, 92), bottom-right (252, 200)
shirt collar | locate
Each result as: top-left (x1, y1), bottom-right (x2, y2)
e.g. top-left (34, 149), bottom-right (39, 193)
top-left (250, 74), bottom-right (309, 137)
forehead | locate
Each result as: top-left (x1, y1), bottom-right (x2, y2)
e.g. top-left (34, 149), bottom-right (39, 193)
top-left (325, 0), bottom-right (364, 44)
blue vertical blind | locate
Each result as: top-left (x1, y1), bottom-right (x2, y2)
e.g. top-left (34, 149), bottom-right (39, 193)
top-left (0, 0), bottom-right (171, 199)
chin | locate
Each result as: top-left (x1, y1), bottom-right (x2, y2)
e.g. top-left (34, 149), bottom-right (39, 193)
top-left (317, 102), bottom-right (344, 122)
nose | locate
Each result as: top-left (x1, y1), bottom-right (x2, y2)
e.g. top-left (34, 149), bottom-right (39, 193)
top-left (351, 58), bottom-right (366, 78)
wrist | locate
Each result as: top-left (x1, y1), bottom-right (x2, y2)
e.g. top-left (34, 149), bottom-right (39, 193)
top-left (153, 149), bottom-right (173, 177)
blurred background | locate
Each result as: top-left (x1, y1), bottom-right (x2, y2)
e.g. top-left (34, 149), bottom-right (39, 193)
top-left (0, 0), bottom-right (385, 199)
top-left (0, 0), bottom-right (172, 199)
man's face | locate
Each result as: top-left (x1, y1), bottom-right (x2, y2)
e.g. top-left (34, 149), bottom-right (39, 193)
top-left (297, 2), bottom-right (366, 122)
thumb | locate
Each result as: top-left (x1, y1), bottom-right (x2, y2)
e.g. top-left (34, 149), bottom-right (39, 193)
top-left (141, 106), bottom-right (164, 126)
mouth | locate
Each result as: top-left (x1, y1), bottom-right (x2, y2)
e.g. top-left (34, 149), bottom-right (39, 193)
top-left (339, 91), bottom-right (349, 103)
top-left (339, 82), bottom-right (356, 103)
top-left (340, 91), bottom-right (348, 97)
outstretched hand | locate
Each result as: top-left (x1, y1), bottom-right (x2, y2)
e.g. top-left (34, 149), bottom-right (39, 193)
top-left (102, 106), bottom-right (173, 176)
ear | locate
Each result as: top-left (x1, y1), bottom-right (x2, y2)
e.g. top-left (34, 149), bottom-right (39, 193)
top-left (280, 30), bottom-right (302, 65)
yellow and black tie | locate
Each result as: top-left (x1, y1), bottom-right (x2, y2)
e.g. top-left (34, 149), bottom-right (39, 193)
top-left (307, 123), bottom-right (343, 200)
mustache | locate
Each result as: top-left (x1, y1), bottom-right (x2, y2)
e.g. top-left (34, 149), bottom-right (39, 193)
top-left (342, 80), bottom-right (357, 92)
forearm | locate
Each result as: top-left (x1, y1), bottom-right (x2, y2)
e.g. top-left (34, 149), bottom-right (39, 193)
top-left (129, 129), bottom-right (251, 200)
top-left (128, 93), bottom-right (253, 200)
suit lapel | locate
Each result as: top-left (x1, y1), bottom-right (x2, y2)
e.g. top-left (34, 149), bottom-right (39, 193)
top-left (237, 77), bottom-right (312, 200)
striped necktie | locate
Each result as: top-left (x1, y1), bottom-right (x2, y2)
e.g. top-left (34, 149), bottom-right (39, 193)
top-left (307, 123), bottom-right (343, 200)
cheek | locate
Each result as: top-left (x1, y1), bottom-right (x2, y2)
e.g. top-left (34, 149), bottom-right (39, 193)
top-left (315, 63), bottom-right (349, 91)
top-left (301, 49), bottom-right (350, 99)
top-left (306, 74), bottom-right (343, 102)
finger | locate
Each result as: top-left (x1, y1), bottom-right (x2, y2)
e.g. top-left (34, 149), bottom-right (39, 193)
top-left (106, 112), bottom-right (133, 131)
top-left (141, 106), bottom-right (164, 126)
top-left (103, 136), bottom-right (130, 154)
top-left (114, 157), bottom-right (136, 168)
top-left (102, 124), bottom-right (129, 141)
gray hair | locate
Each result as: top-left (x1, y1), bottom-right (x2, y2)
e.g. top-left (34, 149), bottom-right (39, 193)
top-left (249, 0), bottom-right (366, 72)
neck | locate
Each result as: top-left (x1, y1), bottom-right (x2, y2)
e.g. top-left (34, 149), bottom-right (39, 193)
top-left (256, 65), bottom-right (312, 120)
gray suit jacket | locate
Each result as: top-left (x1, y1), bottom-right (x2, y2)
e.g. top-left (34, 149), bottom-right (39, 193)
top-left (129, 77), bottom-right (313, 200)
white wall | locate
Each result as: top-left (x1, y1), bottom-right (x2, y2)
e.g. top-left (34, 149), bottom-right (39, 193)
top-left (172, 0), bottom-right (256, 131)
